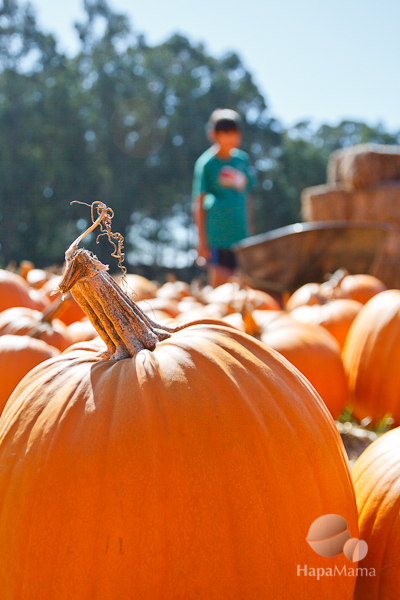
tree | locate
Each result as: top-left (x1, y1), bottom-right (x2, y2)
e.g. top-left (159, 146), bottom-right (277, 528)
top-left (0, 0), bottom-right (398, 276)
top-left (68, 10), bottom-right (282, 268)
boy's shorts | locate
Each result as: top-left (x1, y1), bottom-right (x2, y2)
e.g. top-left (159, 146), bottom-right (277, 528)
top-left (209, 248), bottom-right (237, 271)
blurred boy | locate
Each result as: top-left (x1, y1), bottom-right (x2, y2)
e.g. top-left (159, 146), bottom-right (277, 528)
top-left (192, 108), bottom-right (256, 287)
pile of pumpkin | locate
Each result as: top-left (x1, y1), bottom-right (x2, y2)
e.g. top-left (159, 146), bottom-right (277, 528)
top-left (1, 257), bottom-right (400, 598)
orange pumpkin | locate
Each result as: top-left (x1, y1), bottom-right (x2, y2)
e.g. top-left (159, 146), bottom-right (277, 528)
top-left (254, 311), bottom-right (348, 418)
top-left (340, 274), bottom-right (386, 305)
top-left (0, 335), bottom-right (59, 413)
top-left (286, 283), bottom-right (325, 311)
top-left (343, 290), bottom-right (400, 425)
top-left (175, 303), bottom-right (226, 323)
top-left (203, 281), bottom-right (242, 305)
top-left (115, 273), bottom-right (158, 300)
top-left (0, 269), bottom-right (46, 312)
top-left (67, 319), bottom-right (99, 343)
top-left (287, 272), bottom-right (386, 312)
top-left (244, 287), bottom-right (280, 311)
top-left (139, 308), bottom-right (172, 322)
top-left (204, 282), bottom-right (280, 312)
top-left (0, 211), bottom-right (358, 599)
top-left (136, 298), bottom-right (180, 318)
top-left (24, 287), bottom-right (48, 311)
top-left (352, 427), bottom-right (400, 599)
top-left (0, 307), bottom-right (73, 352)
top-left (18, 260), bottom-right (34, 280)
top-left (156, 280), bottom-right (191, 301)
top-left (177, 298), bottom-right (205, 313)
top-left (221, 311), bottom-right (246, 331)
top-left (26, 268), bottom-right (50, 289)
top-left (221, 311), bottom-right (261, 337)
top-left (290, 299), bottom-right (363, 349)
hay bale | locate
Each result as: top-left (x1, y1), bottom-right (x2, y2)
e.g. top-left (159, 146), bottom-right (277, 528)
top-left (328, 143), bottom-right (400, 189)
top-left (301, 184), bottom-right (353, 221)
top-left (351, 182), bottom-right (400, 224)
top-left (302, 182), bottom-right (400, 226)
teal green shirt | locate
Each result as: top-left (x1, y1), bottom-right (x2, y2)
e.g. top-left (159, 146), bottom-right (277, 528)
top-left (192, 147), bottom-right (256, 249)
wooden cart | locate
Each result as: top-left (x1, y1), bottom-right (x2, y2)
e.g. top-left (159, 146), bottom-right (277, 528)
top-left (233, 221), bottom-right (389, 294)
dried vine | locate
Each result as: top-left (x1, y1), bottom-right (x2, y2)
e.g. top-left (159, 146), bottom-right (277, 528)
top-left (70, 201), bottom-right (127, 280)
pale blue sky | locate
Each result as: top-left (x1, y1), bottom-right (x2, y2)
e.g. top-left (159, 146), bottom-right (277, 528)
top-left (31, 0), bottom-right (400, 131)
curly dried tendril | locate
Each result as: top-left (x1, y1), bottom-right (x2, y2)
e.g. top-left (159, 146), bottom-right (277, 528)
top-left (68, 201), bottom-right (127, 280)
top-left (93, 207), bottom-right (126, 277)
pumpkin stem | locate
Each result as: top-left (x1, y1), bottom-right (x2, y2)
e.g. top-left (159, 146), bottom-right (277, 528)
top-left (26, 296), bottom-right (68, 340)
top-left (58, 202), bottom-right (236, 360)
top-left (312, 291), bottom-right (328, 305)
top-left (56, 204), bottom-right (176, 360)
top-left (319, 268), bottom-right (349, 302)
top-left (59, 263), bottom-right (173, 360)
top-left (325, 268), bottom-right (348, 291)
top-left (40, 296), bottom-right (67, 324)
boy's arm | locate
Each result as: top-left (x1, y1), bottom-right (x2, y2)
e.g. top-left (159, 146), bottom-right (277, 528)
top-left (246, 156), bottom-right (257, 237)
top-left (247, 194), bottom-right (254, 237)
top-left (193, 193), bottom-right (209, 260)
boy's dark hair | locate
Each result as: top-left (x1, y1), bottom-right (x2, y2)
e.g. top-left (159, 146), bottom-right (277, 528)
top-left (208, 108), bottom-right (241, 133)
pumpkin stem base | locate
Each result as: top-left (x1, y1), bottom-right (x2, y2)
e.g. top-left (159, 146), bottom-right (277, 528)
top-left (58, 251), bottom-right (173, 360)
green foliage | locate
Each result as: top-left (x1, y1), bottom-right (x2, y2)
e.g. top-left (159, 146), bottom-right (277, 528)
top-left (0, 0), bottom-right (399, 276)
top-left (337, 405), bottom-right (395, 436)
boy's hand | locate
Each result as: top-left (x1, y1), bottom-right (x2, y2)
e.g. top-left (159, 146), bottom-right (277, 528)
top-left (196, 242), bottom-right (210, 266)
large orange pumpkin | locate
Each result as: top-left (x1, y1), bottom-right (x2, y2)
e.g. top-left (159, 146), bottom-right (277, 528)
top-left (0, 209), bottom-right (358, 600)
top-left (343, 290), bottom-right (400, 425)
top-left (290, 299), bottom-right (363, 349)
top-left (254, 311), bottom-right (348, 418)
top-left (352, 427), bottom-right (400, 599)
top-left (0, 335), bottom-right (59, 413)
